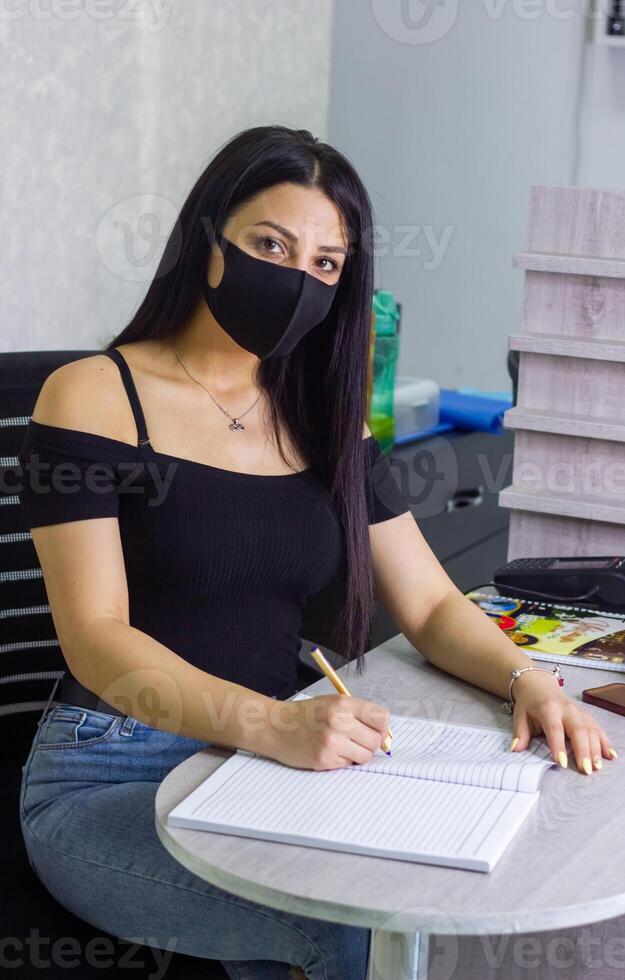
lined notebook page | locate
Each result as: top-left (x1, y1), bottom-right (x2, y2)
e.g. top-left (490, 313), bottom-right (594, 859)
top-left (353, 715), bottom-right (554, 793)
top-left (167, 715), bottom-right (554, 872)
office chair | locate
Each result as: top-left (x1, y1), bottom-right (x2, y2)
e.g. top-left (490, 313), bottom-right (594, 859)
top-left (0, 349), bottom-right (230, 979)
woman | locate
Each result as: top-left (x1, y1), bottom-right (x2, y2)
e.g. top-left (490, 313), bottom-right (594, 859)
top-left (17, 125), bottom-right (616, 980)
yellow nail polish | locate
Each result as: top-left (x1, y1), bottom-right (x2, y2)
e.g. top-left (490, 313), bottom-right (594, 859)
top-left (558, 751), bottom-right (568, 768)
top-left (609, 747), bottom-right (619, 759)
top-left (510, 736), bottom-right (519, 751)
top-left (581, 757), bottom-right (592, 775)
top-left (593, 756), bottom-right (603, 770)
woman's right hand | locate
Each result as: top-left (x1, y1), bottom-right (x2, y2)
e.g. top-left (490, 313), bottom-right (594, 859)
top-left (260, 694), bottom-right (391, 770)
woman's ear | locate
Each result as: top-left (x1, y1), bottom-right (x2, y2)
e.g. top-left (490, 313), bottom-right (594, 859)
top-left (207, 242), bottom-right (225, 289)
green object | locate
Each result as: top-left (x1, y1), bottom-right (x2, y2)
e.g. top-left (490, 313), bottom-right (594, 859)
top-left (369, 290), bottom-right (400, 453)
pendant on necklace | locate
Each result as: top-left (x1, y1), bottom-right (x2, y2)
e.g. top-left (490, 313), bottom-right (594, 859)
top-left (229, 418), bottom-right (245, 432)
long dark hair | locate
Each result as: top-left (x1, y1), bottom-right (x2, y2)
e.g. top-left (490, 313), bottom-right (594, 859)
top-left (107, 125), bottom-right (376, 675)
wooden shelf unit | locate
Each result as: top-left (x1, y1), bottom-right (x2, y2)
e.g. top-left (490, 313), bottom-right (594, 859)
top-left (499, 185), bottom-right (625, 558)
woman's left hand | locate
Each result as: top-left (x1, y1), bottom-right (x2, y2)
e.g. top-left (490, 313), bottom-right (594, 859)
top-left (510, 670), bottom-right (618, 775)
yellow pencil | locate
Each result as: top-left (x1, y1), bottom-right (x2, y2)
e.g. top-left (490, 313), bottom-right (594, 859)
top-left (310, 646), bottom-right (394, 755)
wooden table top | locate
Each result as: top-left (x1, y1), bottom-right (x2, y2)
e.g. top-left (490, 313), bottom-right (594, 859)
top-left (155, 634), bottom-right (625, 936)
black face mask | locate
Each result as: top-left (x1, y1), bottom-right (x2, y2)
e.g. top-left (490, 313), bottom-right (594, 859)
top-left (202, 233), bottom-right (340, 359)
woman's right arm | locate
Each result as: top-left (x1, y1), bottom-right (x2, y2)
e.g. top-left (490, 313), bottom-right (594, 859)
top-left (35, 520), bottom-right (389, 766)
top-left (24, 359), bottom-right (390, 768)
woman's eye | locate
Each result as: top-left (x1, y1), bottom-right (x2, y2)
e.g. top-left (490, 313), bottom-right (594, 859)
top-left (258, 236), bottom-right (285, 255)
top-left (317, 257), bottom-right (339, 273)
top-left (257, 237), bottom-right (339, 274)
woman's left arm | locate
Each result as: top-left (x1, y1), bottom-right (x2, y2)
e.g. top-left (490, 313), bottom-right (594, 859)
top-left (370, 509), bottom-right (618, 775)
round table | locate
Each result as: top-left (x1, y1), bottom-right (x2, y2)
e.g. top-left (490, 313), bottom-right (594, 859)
top-left (155, 635), bottom-right (625, 979)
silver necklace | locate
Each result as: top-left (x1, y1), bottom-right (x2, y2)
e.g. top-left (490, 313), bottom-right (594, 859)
top-left (170, 343), bottom-right (262, 432)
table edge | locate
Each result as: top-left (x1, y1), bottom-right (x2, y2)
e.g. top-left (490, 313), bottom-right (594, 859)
top-left (155, 810), bottom-right (625, 936)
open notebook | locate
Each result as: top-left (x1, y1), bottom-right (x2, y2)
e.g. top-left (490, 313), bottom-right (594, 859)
top-left (166, 702), bottom-right (556, 873)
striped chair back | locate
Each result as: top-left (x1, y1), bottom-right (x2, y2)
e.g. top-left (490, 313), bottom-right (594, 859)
top-left (1, 350), bottom-right (100, 731)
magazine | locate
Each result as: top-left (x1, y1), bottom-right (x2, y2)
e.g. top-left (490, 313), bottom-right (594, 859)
top-left (466, 587), bottom-right (625, 672)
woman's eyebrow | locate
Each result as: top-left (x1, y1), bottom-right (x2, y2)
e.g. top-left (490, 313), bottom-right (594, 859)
top-left (252, 220), bottom-right (347, 256)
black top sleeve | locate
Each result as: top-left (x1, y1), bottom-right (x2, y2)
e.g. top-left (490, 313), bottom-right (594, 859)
top-left (17, 422), bottom-right (124, 530)
top-left (364, 435), bottom-right (411, 525)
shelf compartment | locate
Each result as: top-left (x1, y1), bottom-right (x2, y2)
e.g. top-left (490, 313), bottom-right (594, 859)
top-left (503, 407), bottom-right (625, 442)
top-left (509, 333), bottom-right (625, 363)
top-left (507, 510), bottom-right (625, 560)
top-left (513, 252), bottom-right (625, 278)
top-left (499, 486), bottom-right (625, 525)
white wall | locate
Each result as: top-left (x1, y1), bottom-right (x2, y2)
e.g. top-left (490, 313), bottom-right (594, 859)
top-left (577, 42), bottom-right (625, 187)
top-left (328, 2), bottom-right (590, 390)
top-left (3, 0), bottom-right (332, 352)
top-left (7, 1), bottom-right (623, 368)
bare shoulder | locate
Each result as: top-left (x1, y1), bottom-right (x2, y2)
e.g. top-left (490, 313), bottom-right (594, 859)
top-left (363, 420), bottom-right (373, 439)
top-left (31, 353), bottom-right (135, 443)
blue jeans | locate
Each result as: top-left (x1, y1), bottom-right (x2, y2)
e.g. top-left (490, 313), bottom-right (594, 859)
top-left (19, 701), bottom-right (372, 979)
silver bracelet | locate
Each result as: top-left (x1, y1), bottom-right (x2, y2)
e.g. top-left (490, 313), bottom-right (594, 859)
top-left (500, 664), bottom-right (564, 714)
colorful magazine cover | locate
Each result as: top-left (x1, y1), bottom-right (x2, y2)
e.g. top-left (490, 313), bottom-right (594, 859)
top-left (465, 588), bottom-right (625, 672)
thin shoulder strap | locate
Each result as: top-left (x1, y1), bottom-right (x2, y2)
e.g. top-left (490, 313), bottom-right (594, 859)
top-left (102, 348), bottom-right (151, 446)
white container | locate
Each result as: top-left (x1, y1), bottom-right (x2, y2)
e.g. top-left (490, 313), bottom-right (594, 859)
top-left (393, 375), bottom-right (440, 439)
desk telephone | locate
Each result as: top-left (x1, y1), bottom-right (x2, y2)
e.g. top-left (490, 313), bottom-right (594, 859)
top-left (493, 556), bottom-right (625, 611)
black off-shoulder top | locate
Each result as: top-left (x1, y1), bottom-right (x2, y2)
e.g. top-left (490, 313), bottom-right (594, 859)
top-left (17, 348), bottom-right (411, 698)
